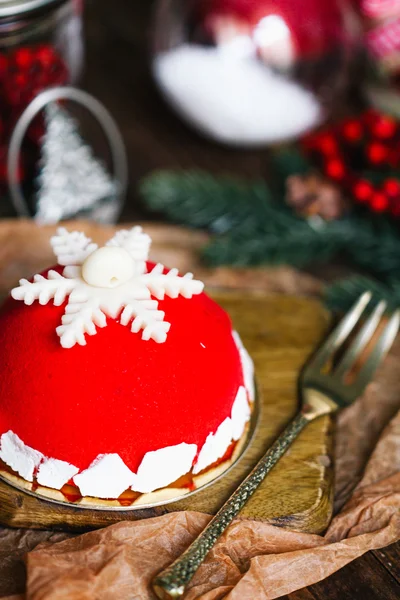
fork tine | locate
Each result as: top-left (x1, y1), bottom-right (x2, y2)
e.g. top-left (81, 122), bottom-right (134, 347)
top-left (334, 300), bottom-right (387, 379)
top-left (308, 291), bottom-right (372, 371)
top-left (352, 309), bottom-right (400, 397)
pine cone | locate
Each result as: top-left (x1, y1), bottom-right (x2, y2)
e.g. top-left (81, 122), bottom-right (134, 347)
top-left (286, 173), bottom-right (348, 221)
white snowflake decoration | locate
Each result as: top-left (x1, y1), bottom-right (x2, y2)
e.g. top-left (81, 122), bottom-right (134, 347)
top-left (11, 227), bottom-right (204, 348)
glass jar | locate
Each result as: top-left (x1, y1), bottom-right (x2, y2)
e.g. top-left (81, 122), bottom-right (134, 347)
top-left (0, 0), bottom-right (84, 193)
top-left (152, 0), bottom-right (359, 147)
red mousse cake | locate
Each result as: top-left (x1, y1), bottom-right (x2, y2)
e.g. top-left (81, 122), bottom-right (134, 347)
top-left (0, 227), bottom-right (254, 504)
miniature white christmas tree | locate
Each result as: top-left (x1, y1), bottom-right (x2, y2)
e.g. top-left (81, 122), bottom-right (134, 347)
top-left (11, 227), bottom-right (204, 348)
top-left (35, 102), bottom-right (117, 224)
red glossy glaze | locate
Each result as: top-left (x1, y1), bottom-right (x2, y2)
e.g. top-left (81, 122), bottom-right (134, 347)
top-left (0, 263), bottom-right (244, 474)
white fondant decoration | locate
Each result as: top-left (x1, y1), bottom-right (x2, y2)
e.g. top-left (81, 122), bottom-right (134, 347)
top-left (106, 227), bottom-right (151, 276)
top-left (11, 227), bottom-right (204, 348)
top-left (0, 430), bottom-right (43, 482)
top-left (193, 418), bottom-right (233, 475)
top-left (73, 454), bottom-right (136, 499)
top-left (37, 457), bottom-right (79, 490)
top-left (233, 331), bottom-right (255, 402)
top-left (12, 271), bottom-right (76, 307)
top-left (82, 246), bottom-right (135, 288)
top-left (51, 229), bottom-right (98, 267)
top-left (131, 443), bottom-right (197, 494)
top-left (231, 386), bottom-right (251, 441)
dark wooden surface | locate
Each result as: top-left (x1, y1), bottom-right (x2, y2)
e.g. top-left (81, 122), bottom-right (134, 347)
top-left (22, 1), bottom-right (399, 598)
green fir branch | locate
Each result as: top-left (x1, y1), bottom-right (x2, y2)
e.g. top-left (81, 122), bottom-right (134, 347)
top-left (140, 170), bottom-right (286, 235)
top-left (325, 276), bottom-right (400, 314)
top-left (344, 217), bottom-right (400, 280)
top-left (140, 169), bottom-right (400, 286)
top-left (203, 222), bottom-right (345, 268)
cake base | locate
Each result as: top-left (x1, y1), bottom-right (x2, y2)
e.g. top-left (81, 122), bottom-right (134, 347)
top-left (0, 415), bottom-right (256, 511)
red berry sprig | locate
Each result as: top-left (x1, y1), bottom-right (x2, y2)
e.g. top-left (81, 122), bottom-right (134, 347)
top-left (0, 44), bottom-right (69, 186)
top-left (303, 109), bottom-right (400, 218)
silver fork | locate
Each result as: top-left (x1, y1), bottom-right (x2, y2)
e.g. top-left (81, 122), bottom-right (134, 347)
top-left (152, 292), bottom-right (399, 599)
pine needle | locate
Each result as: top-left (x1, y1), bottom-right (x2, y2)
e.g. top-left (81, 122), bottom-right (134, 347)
top-left (140, 169), bottom-right (400, 286)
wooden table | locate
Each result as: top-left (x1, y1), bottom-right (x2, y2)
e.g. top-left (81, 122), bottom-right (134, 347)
top-left (8, 1), bottom-right (399, 598)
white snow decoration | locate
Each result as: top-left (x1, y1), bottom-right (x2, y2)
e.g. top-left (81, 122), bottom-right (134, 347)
top-left (35, 103), bottom-right (118, 225)
top-left (233, 331), bottom-right (255, 402)
top-left (192, 417), bottom-right (233, 475)
top-left (51, 228), bottom-right (98, 266)
top-left (11, 271), bottom-right (76, 307)
top-left (73, 454), bottom-right (136, 499)
top-left (231, 386), bottom-right (251, 441)
top-left (153, 43), bottom-right (322, 147)
top-left (56, 295), bottom-right (107, 349)
top-left (106, 226), bottom-right (151, 275)
top-left (0, 431), bottom-right (43, 482)
top-left (120, 299), bottom-right (170, 344)
top-left (37, 458), bottom-right (79, 490)
top-left (11, 226), bottom-right (204, 348)
top-left (131, 443), bottom-right (197, 494)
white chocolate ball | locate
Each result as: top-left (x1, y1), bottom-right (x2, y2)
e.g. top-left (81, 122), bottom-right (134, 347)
top-left (82, 246), bottom-right (135, 288)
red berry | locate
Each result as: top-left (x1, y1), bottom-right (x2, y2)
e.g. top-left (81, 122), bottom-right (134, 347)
top-left (391, 199), bottom-right (400, 217)
top-left (0, 54), bottom-right (8, 80)
top-left (366, 142), bottom-right (388, 165)
top-left (370, 191), bottom-right (389, 212)
top-left (318, 133), bottom-right (338, 155)
top-left (13, 47), bottom-right (34, 70)
top-left (383, 178), bottom-right (400, 197)
top-left (5, 86), bottom-right (23, 107)
top-left (388, 148), bottom-right (400, 169)
top-left (14, 72), bottom-right (28, 89)
top-left (363, 108), bottom-right (380, 127)
top-left (371, 115), bottom-right (397, 140)
top-left (0, 156), bottom-right (7, 183)
top-left (342, 119), bottom-right (363, 143)
top-left (325, 158), bottom-right (346, 181)
top-left (353, 179), bottom-right (373, 202)
top-left (34, 45), bottom-right (57, 69)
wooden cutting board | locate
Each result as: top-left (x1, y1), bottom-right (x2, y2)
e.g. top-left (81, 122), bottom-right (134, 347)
top-left (0, 292), bottom-right (334, 534)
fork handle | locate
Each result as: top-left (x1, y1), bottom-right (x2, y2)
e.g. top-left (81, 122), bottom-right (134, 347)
top-left (152, 411), bottom-right (311, 599)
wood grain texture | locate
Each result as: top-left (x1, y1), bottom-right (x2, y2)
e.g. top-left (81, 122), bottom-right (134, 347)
top-left (286, 551), bottom-right (400, 600)
top-left (0, 292), bottom-right (333, 533)
top-left (373, 543), bottom-right (400, 585)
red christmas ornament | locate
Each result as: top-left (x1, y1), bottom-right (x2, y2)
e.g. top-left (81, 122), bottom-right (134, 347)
top-left (197, 0), bottom-right (350, 59)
